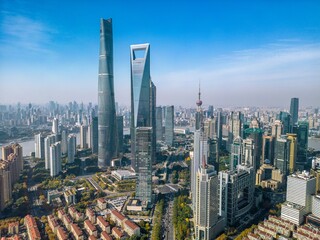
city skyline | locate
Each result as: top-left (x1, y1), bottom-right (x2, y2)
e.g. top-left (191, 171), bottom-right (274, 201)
top-left (1, 0), bottom-right (320, 107)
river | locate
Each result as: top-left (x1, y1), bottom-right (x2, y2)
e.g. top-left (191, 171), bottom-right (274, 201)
top-left (0, 128), bottom-right (131, 157)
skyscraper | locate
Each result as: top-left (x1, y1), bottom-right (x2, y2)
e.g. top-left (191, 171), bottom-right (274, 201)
top-left (164, 105), bottom-right (174, 146)
top-left (290, 97), bottom-right (299, 125)
top-left (130, 43), bottom-right (152, 170)
top-left (195, 164), bottom-right (223, 240)
top-left (228, 111), bottom-right (242, 151)
top-left (52, 118), bottom-right (58, 134)
top-left (91, 117), bottom-right (98, 154)
top-left (44, 134), bottom-right (56, 169)
top-left (50, 142), bottom-right (61, 177)
top-left (98, 18), bottom-right (117, 168)
top-left (116, 116), bottom-right (124, 154)
top-left (155, 107), bottom-right (163, 142)
top-left (67, 134), bottom-right (76, 164)
top-left (272, 120), bottom-right (283, 139)
top-left (135, 127), bottom-right (153, 205)
top-left (35, 133), bottom-right (45, 159)
top-left (130, 43), bottom-right (155, 205)
top-left (262, 135), bottom-right (274, 164)
top-left (80, 125), bottom-right (88, 149)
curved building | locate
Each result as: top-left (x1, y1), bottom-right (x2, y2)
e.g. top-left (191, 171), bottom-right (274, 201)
top-left (98, 18), bottom-right (117, 168)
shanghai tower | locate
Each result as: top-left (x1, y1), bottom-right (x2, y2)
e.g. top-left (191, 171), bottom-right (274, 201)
top-left (98, 18), bottom-right (117, 168)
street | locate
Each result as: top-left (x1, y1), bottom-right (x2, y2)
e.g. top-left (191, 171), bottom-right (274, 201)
top-left (162, 194), bottom-right (174, 240)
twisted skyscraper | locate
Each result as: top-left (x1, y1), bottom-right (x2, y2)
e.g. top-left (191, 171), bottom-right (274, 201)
top-left (98, 18), bottom-right (117, 168)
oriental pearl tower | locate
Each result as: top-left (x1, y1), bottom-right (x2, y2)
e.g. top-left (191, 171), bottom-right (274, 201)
top-left (195, 83), bottom-right (203, 130)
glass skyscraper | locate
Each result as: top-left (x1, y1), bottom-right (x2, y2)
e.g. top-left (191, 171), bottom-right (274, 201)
top-left (130, 43), bottom-right (155, 205)
top-left (290, 97), bottom-right (299, 125)
top-left (98, 18), bottom-right (117, 168)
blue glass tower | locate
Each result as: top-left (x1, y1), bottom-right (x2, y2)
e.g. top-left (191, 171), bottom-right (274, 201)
top-left (98, 18), bottom-right (117, 168)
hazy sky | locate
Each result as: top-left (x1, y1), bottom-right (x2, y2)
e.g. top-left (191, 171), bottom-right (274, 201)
top-left (1, 0), bottom-right (320, 108)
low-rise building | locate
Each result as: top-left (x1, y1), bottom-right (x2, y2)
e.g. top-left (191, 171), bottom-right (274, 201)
top-left (110, 209), bottom-right (126, 227)
top-left (111, 170), bottom-right (136, 181)
top-left (86, 208), bottom-right (96, 223)
top-left (101, 231), bottom-right (113, 240)
top-left (123, 219), bottom-right (140, 237)
top-left (57, 209), bottom-right (66, 220)
top-left (24, 215), bottom-right (41, 240)
top-left (70, 223), bottom-right (84, 240)
top-left (64, 188), bottom-right (76, 204)
top-left (47, 215), bottom-right (59, 234)
top-left (56, 227), bottom-right (68, 240)
top-left (84, 219), bottom-right (97, 237)
top-left (112, 227), bottom-right (125, 240)
top-left (97, 216), bottom-right (110, 233)
top-left (62, 214), bottom-right (72, 231)
top-left (8, 222), bottom-right (19, 235)
top-left (97, 198), bottom-right (107, 210)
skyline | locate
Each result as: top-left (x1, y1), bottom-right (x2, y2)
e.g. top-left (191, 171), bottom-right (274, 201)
top-left (1, 0), bottom-right (320, 107)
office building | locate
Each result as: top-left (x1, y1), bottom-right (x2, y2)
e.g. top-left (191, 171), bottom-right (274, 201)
top-left (287, 133), bottom-right (297, 174)
top-left (228, 111), bottom-right (242, 151)
top-left (44, 134), bottom-right (56, 170)
top-left (35, 133), bottom-right (45, 159)
top-left (208, 137), bottom-right (219, 172)
top-left (98, 18), bottom-right (118, 168)
top-left (230, 137), bottom-right (243, 171)
top-left (290, 97), bottom-right (299, 125)
top-left (262, 135), bottom-right (274, 165)
top-left (279, 111), bottom-right (292, 134)
top-left (272, 120), bottom-right (283, 139)
top-left (135, 127), bottom-right (152, 205)
top-left (191, 130), bottom-right (208, 211)
top-left (207, 105), bottom-right (214, 118)
top-left (244, 127), bottom-right (263, 170)
top-left (50, 142), bottom-right (62, 177)
top-left (194, 164), bottom-right (224, 240)
top-left (242, 138), bottom-right (256, 169)
top-left (164, 105), bottom-right (174, 146)
top-left (156, 107), bottom-right (163, 142)
top-left (274, 137), bottom-right (289, 176)
top-left (52, 117), bottom-right (58, 134)
top-left (117, 116), bottom-right (124, 154)
top-left (219, 165), bottom-right (255, 226)
top-left (80, 125), bottom-right (88, 149)
top-left (281, 171), bottom-right (316, 225)
top-left (67, 134), bottom-right (76, 164)
top-left (91, 117), bottom-right (98, 154)
top-left (256, 162), bottom-right (284, 190)
top-left (295, 122), bottom-right (309, 163)
top-left (130, 43), bottom-right (156, 205)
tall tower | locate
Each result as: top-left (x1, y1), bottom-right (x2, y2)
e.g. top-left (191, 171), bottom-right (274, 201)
top-left (195, 83), bottom-right (203, 131)
top-left (290, 97), bottom-right (299, 125)
top-left (130, 43), bottom-right (155, 206)
top-left (130, 43), bottom-right (152, 170)
top-left (98, 18), bottom-right (117, 168)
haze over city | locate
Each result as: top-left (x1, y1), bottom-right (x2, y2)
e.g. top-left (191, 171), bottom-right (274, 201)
top-left (1, 0), bottom-right (320, 106)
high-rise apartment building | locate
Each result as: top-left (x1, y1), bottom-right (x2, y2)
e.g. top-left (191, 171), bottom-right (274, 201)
top-left (230, 137), bottom-right (243, 171)
top-left (61, 130), bottom-right (68, 155)
top-left (290, 97), bottom-right (299, 125)
top-left (44, 134), bottom-right (56, 170)
top-left (52, 118), bottom-right (58, 134)
top-left (50, 142), bottom-right (61, 177)
top-left (35, 133), bottom-right (45, 159)
top-left (164, 105), bottom-right (174, 146)
top-left (98, 18), bottom-right (118, 168)
top-left (295, 122), bottom-right (309, 163)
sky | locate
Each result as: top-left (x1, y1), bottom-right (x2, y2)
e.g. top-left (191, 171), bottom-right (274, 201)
top-left (1, 0), bottom-right (320, 108)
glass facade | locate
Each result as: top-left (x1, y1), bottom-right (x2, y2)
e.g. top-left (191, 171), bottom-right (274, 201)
top-left (98, 18), bottom-right (117, 168)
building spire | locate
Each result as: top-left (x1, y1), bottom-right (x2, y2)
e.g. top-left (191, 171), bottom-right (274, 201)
top-left (196, 80), bottom-right (202, 108)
